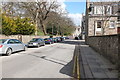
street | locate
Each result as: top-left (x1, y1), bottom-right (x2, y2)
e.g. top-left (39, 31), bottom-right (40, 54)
top-left (1, 40), bottom-right (76, 78)
top-left (0, 0), bottom-right (120, 80)
top-left (0, 39), bottom-right (118, 79)
top-left (0, 0), bottom-right (119, 79)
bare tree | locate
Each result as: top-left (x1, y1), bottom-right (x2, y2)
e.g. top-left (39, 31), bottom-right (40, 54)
top-left (44, 10), bottom-right (75, 35)
top-left (2, 0), bottom-right (60, 35)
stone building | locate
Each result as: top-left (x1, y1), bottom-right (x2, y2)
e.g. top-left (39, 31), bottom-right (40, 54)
top-left (73, 26), bottom-right (81, 38)
top-left (86, 1), bottom-right (120, 36)
top-left (81, 15), bottom-right (86, 39)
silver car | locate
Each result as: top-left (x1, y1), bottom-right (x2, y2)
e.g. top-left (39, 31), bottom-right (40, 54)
top-left (0, 39), bottom-right (26, 56)
top-left (27, 38), bottom-right (45, 47)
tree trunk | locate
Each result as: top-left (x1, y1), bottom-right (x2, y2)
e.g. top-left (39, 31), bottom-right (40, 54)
top-left (41, 24), bottom-right (47, 35)
top-left (35, 11), bottom-right (39, 36)
top-left (35, 23), bottom-right (38, 36)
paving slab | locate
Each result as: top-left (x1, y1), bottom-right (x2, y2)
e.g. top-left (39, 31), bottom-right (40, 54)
top-left (79, 40), bottom-right (118, 79)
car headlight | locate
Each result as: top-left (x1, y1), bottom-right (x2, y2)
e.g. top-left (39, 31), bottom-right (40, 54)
top-left (33, 43), bottom-right (38, 45)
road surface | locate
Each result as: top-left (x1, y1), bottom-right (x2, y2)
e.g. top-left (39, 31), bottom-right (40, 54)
top-left (1, 40), bottom-right (76, 78)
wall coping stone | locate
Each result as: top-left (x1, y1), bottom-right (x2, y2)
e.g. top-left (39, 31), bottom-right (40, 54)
top-left (88, 34), bottom-right (120, 37)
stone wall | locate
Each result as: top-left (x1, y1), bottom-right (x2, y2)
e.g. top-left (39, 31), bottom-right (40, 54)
top-left (87, 34), bottom-right (120, 67)
top-left (0, 35), bottom-right (56, 44)
top-left (88, 17), bottom-right (118, 36)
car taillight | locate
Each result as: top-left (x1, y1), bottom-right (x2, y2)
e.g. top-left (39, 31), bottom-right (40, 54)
top-left (0, 45), bottom-right (3, 48)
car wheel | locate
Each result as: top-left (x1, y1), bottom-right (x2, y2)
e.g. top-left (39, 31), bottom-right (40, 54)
top-left (6, 48), bottom-right (12, 56)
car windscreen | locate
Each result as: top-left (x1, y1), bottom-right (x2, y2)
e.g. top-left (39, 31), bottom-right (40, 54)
top-left (0, 39), bottom-right (7, 43)
top-left (30, 38), bottom-right (39, 42)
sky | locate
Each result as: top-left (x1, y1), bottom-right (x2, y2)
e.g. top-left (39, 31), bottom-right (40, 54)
top-left (64, 2), bottom-right (86, 26)
top-left (59, 0), bottom-right (119, 26)
top-left (57, 0), bottom-right (87, 26)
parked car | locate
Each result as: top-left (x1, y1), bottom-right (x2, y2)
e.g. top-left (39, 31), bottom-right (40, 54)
top-left (27, 38), bottom-right (45, 47)
top-left (65, 37), bottom-right (69, 39)
top-left (60, 37), bottom-right (65, 41)
top-left (56, 37), bottom-right (61, 42)
top-left (53, 38), bottom-right (57, 43)
top-left (44, 38), bottom-right (54, 44)
top-left (0, 39), bottom-right (27, 56)
top-left (49, 38), bottom-right (54, 43)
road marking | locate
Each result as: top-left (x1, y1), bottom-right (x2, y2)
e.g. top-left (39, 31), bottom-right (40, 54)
top-left (77, 51), bottom-right (80, 79)
top-left (72, 44), bottom-right (80, 79)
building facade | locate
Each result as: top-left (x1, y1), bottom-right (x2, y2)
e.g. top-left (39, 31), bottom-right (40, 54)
top-left (86, 1), bottom-right (120, 36)
top-left (81, 15), bottom-right (86, 39)
top-left (73, 26), bottom-right (81, 38)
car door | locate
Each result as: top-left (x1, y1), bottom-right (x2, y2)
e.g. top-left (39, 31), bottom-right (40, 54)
top-left (7, 39), bottom-right (16, 52)
top-left (41, 39), bottom-right (45, 45)
top-left (13, 39), bottom-right (24, 51)
top-left (38, 39), bottom-right (43, 46)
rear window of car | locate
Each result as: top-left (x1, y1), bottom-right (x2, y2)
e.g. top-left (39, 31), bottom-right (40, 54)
top-left (0, 39), bottom-right (7, 43)
top-left (44, 38), bottom-right (48, 40)
top-left (30, 38), bottom-right (39, 42)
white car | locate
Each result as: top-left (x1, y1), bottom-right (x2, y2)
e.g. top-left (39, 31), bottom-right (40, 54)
top-left (0, 39), bottom-right (27, 56)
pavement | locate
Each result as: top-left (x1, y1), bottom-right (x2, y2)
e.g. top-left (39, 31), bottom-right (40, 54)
top-left (78, 40), bottom-right (118, 79)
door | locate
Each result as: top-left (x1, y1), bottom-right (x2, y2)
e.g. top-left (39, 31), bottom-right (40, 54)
top-left (38, 39), bottom-right (43, 46)
top-left (7, 39), bottom-right (16, 52)
top-left (13, 39), bottom-right (24, 51)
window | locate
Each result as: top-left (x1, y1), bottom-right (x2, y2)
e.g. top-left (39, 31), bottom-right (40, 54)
top-left (94, 6), bottom-right (105, 14)
top-left (106, 6), bottom-right (112, 14)
top-left (97, 21), bottom-right (102, 28)
top-left (14, 39), bottom-right (22, 44)
top-left (30, 38), bottom-right (39, 42)
top-left (8, 39), bottom-right (15, 44)
top-left (95, 21), bottom-right (102, 31)
top-left (109, 21), bottom-right (115, 28)
top-left (39, 39), bottom-right (42, 41)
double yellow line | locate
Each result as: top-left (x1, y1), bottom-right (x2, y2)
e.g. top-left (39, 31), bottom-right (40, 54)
top-left (73, 45), bottom-right (80, 79)
top-left (77, 52), bottom-right (80, 79)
